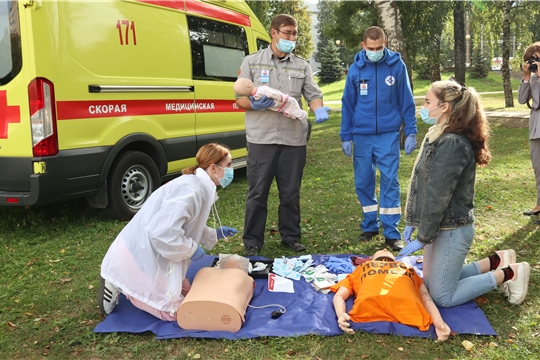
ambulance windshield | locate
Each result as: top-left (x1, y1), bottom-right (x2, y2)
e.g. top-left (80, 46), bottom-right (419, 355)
top-left (0, 0), bottom-right (22, 85)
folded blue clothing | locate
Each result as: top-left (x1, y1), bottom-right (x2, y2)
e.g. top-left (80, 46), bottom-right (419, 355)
top-left (94, 254), bottom-right (497, 340)
top-left (324, 256), bottom-right (356, 274)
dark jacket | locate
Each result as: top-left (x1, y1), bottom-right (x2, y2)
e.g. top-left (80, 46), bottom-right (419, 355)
top-left (405, 133), bottom-right (476, 244)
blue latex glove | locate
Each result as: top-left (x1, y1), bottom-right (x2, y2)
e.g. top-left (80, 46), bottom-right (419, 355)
top-left (216, 226), bottom-right (238, 239)
top-left (405, 134), bottom-right (417, 155)
top-left (250, 95), bottom-right (275, 110)
top-left (403, 226), bottom-right (416, 244)
top-left (190, 246), bottom-right (206, 261)
top-left (314, 106), bottom-right (331, 124)
top-left (342, 141), bottom-right (352, 157)
top-left (398, 239), bottom-right (424, 257)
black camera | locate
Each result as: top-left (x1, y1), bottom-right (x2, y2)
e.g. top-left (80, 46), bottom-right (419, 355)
top-left (528, 55), bottom-right (539, 72)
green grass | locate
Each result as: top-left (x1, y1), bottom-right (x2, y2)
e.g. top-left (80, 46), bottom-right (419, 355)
top-left (319, 71), bottom-right (524, 101)
top-left (1, 110), bottom-right (539, 358)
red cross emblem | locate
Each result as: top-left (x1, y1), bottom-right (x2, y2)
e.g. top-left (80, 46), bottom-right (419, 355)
top-left (0, 90), bottom-right (21, 139)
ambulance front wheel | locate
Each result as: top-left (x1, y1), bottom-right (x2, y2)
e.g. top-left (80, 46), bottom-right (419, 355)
top-left (104, 151), bottom-right (160, 220)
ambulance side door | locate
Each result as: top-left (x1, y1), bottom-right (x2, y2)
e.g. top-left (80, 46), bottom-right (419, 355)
top-left (187, 15), bottom-right (248, 156)
top-left (57, 1), bottom-right (197, 176)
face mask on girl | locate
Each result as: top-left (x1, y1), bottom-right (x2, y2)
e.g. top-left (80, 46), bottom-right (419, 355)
top-left (215, 165), bottom-right (234, 188)
top-left (366, 49), bottom-right (384, 62)
top-left (419, 104), bottom-right (443, 125)
top-left (276, 38), bottom-right (296, 53)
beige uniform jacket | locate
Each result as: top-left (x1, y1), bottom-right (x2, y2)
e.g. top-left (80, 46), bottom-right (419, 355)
top-left (236, 46), bottom-right (323, 146)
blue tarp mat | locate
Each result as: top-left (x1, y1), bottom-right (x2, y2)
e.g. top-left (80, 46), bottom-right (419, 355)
top-left (93, 254), bottom-right (497, 340)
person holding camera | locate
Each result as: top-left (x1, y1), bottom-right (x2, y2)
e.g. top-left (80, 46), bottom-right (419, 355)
top-left (518, 42), bottom-right (540, 217)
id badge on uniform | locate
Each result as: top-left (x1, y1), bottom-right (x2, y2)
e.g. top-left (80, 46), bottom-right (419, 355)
top-left (261, 69), bottom-right (270, 83)
top-left (360, 82), bottom-right (368, 96)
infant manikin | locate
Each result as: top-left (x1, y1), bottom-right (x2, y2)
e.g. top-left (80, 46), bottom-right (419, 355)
top-left (234, 78), bottom-right (307, 121)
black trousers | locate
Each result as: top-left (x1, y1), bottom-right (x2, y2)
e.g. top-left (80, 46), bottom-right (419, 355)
top-left (243, 143), bottom-right (307, 249)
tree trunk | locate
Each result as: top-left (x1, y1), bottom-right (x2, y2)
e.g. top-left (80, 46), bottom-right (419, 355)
top-left (430, 36), bottom-right (442, 82)
top-left (375, 0), bottom-right (413, 90)
top-left (454, 2), bottom-right (466, 83)
top-left (502, 0), bottom-right (514, 107)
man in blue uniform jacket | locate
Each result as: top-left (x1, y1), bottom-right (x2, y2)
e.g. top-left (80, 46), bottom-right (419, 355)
top-left (340, 26), bottom-right (417, 251)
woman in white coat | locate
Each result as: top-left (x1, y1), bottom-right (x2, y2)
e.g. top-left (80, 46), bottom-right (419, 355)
top-left (99, 143), bottom-right (238, 321)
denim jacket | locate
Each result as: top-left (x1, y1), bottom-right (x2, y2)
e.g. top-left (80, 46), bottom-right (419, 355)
top-left (405, 133), bottom-right (476, 244)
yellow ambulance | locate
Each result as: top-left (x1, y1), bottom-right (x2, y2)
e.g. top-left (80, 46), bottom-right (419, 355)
top-left (0, 0), bottom-right (270, 219)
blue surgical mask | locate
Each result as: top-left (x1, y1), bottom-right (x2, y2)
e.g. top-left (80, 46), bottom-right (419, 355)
top-left (277, 38), bottom-right (296, 53)
top-left (366, 49), bottom-right (384, 62)
top-left (216, 165), bottom-right (234, 188)
top-left (419, 104), bottom-right (443, 125)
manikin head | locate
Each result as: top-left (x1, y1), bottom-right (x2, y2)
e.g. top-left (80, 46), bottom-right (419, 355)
top-left (372, 249), bottom-right (396, 262)
top-left (234, 78), bottom-right (256, 96)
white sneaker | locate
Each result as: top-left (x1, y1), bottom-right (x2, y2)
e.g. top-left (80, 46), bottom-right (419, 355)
top-left (502, 262), bottom-right (531, 305)
top-left (495, 249), bottom-right (516, 270)
top-left (98, 277), bottom-right (121, 316)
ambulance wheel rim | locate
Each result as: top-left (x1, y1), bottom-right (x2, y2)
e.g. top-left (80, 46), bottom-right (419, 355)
top-left (121, 165), bottom-right (152, 209)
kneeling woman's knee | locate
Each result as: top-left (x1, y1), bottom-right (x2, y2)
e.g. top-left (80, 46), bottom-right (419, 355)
top-left (430, 291), bottom-right (455, 308)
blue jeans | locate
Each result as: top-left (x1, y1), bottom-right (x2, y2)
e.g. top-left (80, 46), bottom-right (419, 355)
top-left (423, 224), bottom-right (497, 307)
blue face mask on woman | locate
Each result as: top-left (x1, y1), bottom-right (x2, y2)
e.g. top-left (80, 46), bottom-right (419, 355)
top-left (277, 38), bottom-right (296, 53)
top-left (216, 165), bottom-right (234, 188)
top-left (419, 104), bottom-right (443, 125)
top-left (366, 49), bottom-right (384, 62)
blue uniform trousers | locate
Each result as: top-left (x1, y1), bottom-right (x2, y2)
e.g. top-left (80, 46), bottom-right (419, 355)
top-left (353, 131), bottom-right (401, 240)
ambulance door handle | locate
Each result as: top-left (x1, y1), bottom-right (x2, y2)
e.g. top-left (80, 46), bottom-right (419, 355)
top-left (88, 85), bottom-right (194, 93)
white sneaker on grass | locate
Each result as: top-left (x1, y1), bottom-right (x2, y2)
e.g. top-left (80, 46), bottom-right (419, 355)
top-left (98, 277), bottom-right (121, 316)
top-left (501, 262), bottom-right (531, 305)
top-left (495, 249), bottom-right (516, 270)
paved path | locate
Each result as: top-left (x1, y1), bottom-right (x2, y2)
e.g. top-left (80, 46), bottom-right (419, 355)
top-left (484, 111), bottom-right (529, 119)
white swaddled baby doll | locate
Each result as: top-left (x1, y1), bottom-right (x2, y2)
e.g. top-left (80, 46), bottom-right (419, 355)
top-left (234, 78), bottom-right (307, 121)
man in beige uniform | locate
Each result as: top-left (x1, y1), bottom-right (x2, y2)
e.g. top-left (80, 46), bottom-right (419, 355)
top-left (235, 14), bottom-right (330, 256)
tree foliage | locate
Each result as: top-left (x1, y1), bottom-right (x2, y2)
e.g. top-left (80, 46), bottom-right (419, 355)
top-left (314, 0), bottom-right (337, 81)
top-left (313, 0), bottom-right (335, 64)
top-left (399, 1), bottom-right (451, 81)
top-left (469, 46), bottom-right (490, 78)
top-left (327, 1), bottom-right (376, 49)
top-left (245, 1), bottom-right (272, 31)
top-left (315, 0), bottom-right (359, 71)
top-left (246, 0), bottom-right (540, 108)
top-left (272, 0), bottom-right (313, 58)
top-left (317, 38), bottom-right (343, 83)
top-left (246, 0), bottom-right (314, 59)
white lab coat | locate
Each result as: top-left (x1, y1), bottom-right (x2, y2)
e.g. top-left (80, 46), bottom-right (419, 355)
top-left (101, 168), bottom-right (219, 316)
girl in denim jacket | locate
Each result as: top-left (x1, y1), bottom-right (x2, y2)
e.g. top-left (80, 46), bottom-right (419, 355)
top-left (400, 81), bottom-right (530, 307)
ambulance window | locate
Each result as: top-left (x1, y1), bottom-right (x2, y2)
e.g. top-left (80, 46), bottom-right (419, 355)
top-left (188, 16), bottom-right (248, 82)
top-left (257, 39), bottom-right (269, 51)
top-left (0, 0), bottom-right (22, 85)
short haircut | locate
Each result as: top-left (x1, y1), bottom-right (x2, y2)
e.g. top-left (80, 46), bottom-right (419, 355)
top-left (270, 14), bottom-right (297, 31)
top-left (363, 26), bottom-right (386, 43)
